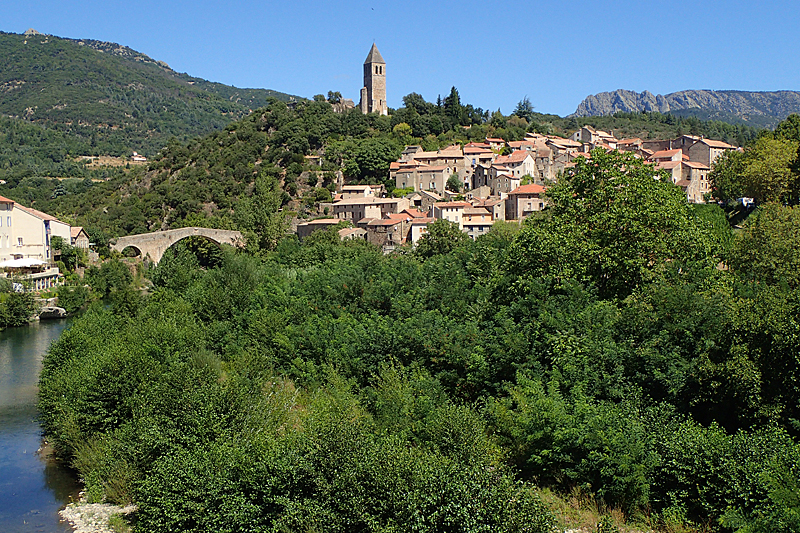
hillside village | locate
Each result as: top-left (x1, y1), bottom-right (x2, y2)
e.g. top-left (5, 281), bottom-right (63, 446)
top-left (0, 40), bottom-right (741, 281)
top-left (299, 125), bottom-right (737, 252)
top-left (293, 43), bottom-right (738, 252)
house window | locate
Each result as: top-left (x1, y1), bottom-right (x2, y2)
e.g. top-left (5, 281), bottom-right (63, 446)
top-left (6, 216), bottom-right (10, 227)
top-left (17, 237), bottom-right (23, 246)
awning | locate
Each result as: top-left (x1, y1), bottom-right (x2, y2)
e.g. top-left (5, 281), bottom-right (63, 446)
top-left (0, 258), bottom-right (47, 268)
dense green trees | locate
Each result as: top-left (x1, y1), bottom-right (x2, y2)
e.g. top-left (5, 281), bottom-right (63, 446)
top-left (0, 283), bottom-right (36, 328)
top-left (24, 86), bottom-right (800, 533)
top-left (38, 186), bottom-right (800, 531)
top-left (710, 114), bottom-right (800, 205)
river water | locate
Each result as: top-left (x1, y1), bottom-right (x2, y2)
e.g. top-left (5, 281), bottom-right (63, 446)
top-left (0, 320), bottom-right (80, 532)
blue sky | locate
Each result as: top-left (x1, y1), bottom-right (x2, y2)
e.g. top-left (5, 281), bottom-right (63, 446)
top-left (2, 0), bottom-right (799, 117)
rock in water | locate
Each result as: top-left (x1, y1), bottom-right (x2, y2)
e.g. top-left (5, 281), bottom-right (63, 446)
top-left (39, 306), bottom-right (67, 319)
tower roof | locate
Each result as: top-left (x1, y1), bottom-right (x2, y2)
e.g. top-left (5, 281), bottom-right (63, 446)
top-left (364, 43), bottom-right (385, 64)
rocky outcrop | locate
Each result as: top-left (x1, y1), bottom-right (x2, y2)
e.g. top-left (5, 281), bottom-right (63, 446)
top-left (39, 306), bottom-right (67, 319)
top-left (572, 89), bottom-right (800, 128)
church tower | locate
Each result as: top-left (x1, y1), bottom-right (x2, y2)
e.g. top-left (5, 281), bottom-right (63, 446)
top-left (360, 43), bottom-right (387, 116)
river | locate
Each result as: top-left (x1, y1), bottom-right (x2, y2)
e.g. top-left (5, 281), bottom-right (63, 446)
top-left (0, 320), bottom-right (80, 532)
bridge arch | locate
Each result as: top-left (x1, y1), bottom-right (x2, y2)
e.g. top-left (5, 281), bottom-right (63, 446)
top-left (119, 244), bottom-right (143, 258)
top-left (110, 228), bottom-right (243, 264)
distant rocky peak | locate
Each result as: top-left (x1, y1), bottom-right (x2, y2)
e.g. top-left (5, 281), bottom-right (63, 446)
top-left (571, 89), bottom-right (800, 128)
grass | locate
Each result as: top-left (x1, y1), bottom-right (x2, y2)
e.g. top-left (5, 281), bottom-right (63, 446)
top-left (108, 513), bottom-right (133, 533)
top-left (539, 486), bottom-right (708, 533)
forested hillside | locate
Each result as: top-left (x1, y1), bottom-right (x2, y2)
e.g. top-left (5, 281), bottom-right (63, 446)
top-left (0, 31), bottom-right (297, 157)
top-left (39, 150), bottom-right (800, 532)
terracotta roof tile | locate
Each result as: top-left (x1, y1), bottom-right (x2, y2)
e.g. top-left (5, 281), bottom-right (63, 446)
top-left (650, 149), bottom-right (682, 160)
top-left (15, 204), bottom-right (61, 222)
top-left (368, 218), bottom-right (404, 226)
top-left (435, 201), bottom-right (471, 208)
top-left (495, 151), bottom-right (532, 164)
top-left (509, 184), bottom-right (546, 195)
top-left (700, 139), bottom-right (735, 149)
top-left (402, 208), bottom-right (426, 218)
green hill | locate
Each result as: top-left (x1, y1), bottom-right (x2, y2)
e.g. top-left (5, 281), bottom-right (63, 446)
top-left (0, 31), bottom-right (299, 157)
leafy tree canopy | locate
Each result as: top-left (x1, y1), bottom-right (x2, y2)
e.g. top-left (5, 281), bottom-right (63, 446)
top-left (508, 149), bottom-right (716, 298)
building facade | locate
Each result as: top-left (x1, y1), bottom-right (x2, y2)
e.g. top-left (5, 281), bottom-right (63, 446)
top-left (0, 196), bottom-right (70, 263)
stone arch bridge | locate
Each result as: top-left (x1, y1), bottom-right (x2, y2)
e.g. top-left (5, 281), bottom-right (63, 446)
top-left (111, 227), bottom-right (243, 264)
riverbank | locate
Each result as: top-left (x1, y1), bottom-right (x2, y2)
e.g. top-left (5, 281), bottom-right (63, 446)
top-left (60, 496), bottom-right (135, 533)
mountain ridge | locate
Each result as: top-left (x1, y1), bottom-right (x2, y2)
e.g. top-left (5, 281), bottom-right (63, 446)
top-left (571, 89), bottom-right (800, 128)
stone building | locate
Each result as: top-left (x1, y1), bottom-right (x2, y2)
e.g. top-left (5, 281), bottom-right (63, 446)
top-left (360, 44), bottom-right (388, 116)
top-left (505, 184), bottom-right (546, 220)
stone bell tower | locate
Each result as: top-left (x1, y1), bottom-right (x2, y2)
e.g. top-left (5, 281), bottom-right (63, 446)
top-left (359, 43), bottom-right (387, 116)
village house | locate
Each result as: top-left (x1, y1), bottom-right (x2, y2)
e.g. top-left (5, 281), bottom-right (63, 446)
top-left (505, 184), bottom-right (546, 220)
top-left (507, 140), bottom-right (536, 152)
top-left (645, 148), bottom-right (711, 203)
top-left (489, 169), bottom-right (521, 196)
top-left (462, 206), bottom-right (494, 240)
top-left (569, 125), bottom-right (617, 146)
top-left (464, 142), bottom-right (495, 170)
top-left (70, 226), bottom-right (90, 249)
top-left (0, 197), bottom-right (71, 263)
top-left (686, 138), bottom-right (736, 168)
top-left (396, 145), bottom-right (470, 183)
top-left (465, 185), bottom-right (491, 201)
top-left (399, 145), bottom-right (423, 162)
top-left (473, 197), bottom-right (505, 221)
top-left (332, 197), bottom-right (411, 222)
top-left (485, 137), bottom-right (506, 151)
top-left (543, 136), bottom-right (583, 157)
top-left (296, 218), bottom-right (342, 240)
top-left (409, 217), bottom-right (436, 245)
top-left (493, 150), bottom-right (537, 180)
top-left (0, 195), bottom-right (69, 290)
top-left (339, 184), bottom-right (384, 199)
top-left (682, 161), bottom-right (711, 202)
top-left (471, 164), bottom-right (491, 190)
top-left (406, 190), bottom-right (441, 213)
top-left (362, 216), bottom-right (409, 251)
top-left (394, 164), bottom-right (453, 192)
top-left (338, 227), bottom-right (368, 241)
top-left (431, 201), bottom-right (471, 230)
top-left (357, 209), bottom-right (432, 252)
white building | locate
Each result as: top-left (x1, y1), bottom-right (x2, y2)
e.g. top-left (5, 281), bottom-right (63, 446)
top-left (0, 195), bottom-right (71, 263)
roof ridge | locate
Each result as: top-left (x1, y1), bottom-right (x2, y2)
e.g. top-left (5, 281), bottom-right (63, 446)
top-left (364, 43), bottom-right (385, 64)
